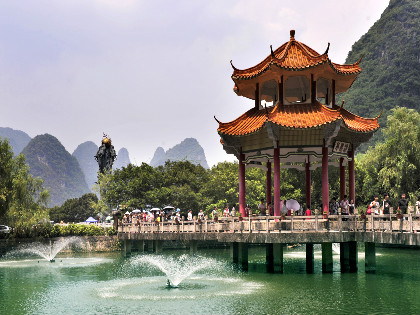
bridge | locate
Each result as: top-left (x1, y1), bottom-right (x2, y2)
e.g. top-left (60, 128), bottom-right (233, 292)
top-left (118, 214), bottom-right (420, 274)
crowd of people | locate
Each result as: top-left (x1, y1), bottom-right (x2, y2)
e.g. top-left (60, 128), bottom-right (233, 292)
top-left (120, 193), bottom-right (420, 226)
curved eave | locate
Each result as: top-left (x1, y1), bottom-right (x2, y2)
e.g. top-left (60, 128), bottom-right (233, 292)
top-left (339, 108), bottom-right (380, 133)
top-left (232, 58), bottom-right (361, 81)
top-left (217, 102), bottom-right (379, 137)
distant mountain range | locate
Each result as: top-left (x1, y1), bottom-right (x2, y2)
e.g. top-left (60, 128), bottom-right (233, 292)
top-left (150, 138), bottom-right (209, 169)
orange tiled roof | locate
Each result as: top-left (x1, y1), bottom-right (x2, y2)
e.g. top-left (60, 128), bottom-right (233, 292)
top-left (231, 31), bottom-right (361, 80)
top-left (217, 101), bottom-right (379, 136)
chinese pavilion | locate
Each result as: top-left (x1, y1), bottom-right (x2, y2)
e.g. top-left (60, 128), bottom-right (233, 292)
top-left (215, 30), bottom-right (380, 217)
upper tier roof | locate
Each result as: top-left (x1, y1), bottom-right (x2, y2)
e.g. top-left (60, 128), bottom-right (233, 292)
top-left (231, 30), bottom-right (362, 80)
top-left (217, 101), bottom-right (380, 136)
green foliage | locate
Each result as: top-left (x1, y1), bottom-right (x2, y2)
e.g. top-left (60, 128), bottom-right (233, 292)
top-left (356, 107), bottom-right (420, 206)
top-left (0, 137), bottom-right (50, 234)
top-left (49, 193), bottom-right (99, 223)
top-left (12, 222), bottom-right (117, 238)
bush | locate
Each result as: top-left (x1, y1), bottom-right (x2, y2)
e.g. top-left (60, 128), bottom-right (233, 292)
top-left (9, 223), bottom-right (115, 238)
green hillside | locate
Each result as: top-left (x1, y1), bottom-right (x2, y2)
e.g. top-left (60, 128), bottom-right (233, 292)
top-left (21, 134), bottom-right (90, 207)
top-left (341, 0), bottom-right (420, 150)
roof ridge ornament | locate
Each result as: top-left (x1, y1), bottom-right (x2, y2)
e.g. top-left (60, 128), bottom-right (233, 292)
top-left (290, 29), bottom-right (295, 40)
top-left (355, 54), bottom-right (364, 65)
top-left (214, 115), bottom-right (221, 124)
top-left (270, 45), bottom-right (275, 58)
top-left (230, 60), bottom-right (238, 70)
top-left (340, 100), bottom-right (345, 109)
top-left (324, 42), bottom-right (330, 55)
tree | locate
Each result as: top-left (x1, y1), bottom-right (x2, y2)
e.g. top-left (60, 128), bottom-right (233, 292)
top-left (356, 107), bottom-right (420, 206)
top-left (0, 138), bottom-right (49, 234)
top-left (49, 193), bottom-right (99, 223)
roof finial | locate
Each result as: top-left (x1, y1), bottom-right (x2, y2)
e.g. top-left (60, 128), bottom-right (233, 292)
top-left (270, 45), bottom-right (275, 58)
top-left (324, 42), bottom-right (330, 55)
top-left (290, 30), bottom-right (295, 40)
top-left (214, 115), bottom-right (221, 124)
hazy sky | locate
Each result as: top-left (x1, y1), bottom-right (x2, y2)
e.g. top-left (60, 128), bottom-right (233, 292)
top-left (0, 0), bottom-right (389, 167)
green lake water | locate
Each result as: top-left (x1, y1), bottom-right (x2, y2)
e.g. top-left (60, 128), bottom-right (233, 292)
top-left (0, 245), bottom-right (419, 315)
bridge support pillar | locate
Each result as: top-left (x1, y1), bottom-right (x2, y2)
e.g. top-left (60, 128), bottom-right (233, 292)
top-left (238, 242), bottom-right (248, 271)
top-left (266, 243), bottom-right (283, 273)
top-left (365, 242), bottom-right (376, 273)
top-left (306, 243), bottom-right (314, 274)
top-left (322, 242), bottom-right (333, 273)
top-left (154, 240), bottom-right (163, 254)
top-left (190, 240), bottom-right (198, 255)
top-left (146, 240), bottom-right (154, 252)
top-left (349, 241), bottom-right (358, 272)
top-left (340, 242), bottom-right (350, 272)
top-left (123, 240), bottom-right (132, 257)
top-left (231, 242), bottom-right (239, 265)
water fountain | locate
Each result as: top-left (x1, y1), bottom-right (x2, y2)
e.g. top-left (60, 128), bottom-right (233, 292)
top-left (3, 236), bottom-right (83, 263)
top-left (129, 254), bottom-right (226, 287)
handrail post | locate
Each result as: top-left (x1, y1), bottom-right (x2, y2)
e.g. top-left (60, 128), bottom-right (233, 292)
top-left (315, 215), bottom-right (318, 232)
top-left (249, 217), bottom-right (251, 233)
top-left (291, 215), bottom-right (294, 232)
top-left (339, 214), bottom-right (342, 232)
top-left (266, 216), bottom-right (269, 233)
top-left (409, 213), bottom-right (413, 233)
top-left (370, 215), bottom-right (374, 232)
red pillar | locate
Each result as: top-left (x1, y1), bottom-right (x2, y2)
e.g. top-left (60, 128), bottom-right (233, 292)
top-left (305, 157), bottom-right (311, 210)
top-left (238, 152), bottom-right (246, 217)
top-left (322, 146), bottom-right (329, 215)
top-left (266, 162), bottom-right (272, 208)
top-left (340, 157), bottom-right (346, 201)
top-left (273, 147), bottom-right (281, 216)
top-left (348, 149), bottom-right (355, 205)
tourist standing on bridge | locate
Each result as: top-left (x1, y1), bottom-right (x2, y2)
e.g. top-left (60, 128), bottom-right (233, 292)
top-left (416, 196), bottom-right (420, 215)
top-left (382, 194), bottom-right (391, 216)
top-left (340, 195), bottom-right (349, 215)
top-left (231, 205), bottom-right (236, 217)
top-left (258, 199), bottom-right (266, 216)
top-left (369, 196), bottom-right (380, 215)
top-left (224, 206), bottom-right (229, 217)
top-left (398, 194), bottom-right (409, 216)
top-left (329, 198), bottom-right (339, 215)
top-left (187, 210), bottom-right (193, 221)
top-left (348, 199), bottom-right (355, 215)
top-left (212, 207), bottom-right (218, 221)
top-left (198, 209), bottom-right (205, 221)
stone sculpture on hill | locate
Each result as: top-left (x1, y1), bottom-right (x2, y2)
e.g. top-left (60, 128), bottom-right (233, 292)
top-left (95, 134), bottom-right (117, 174)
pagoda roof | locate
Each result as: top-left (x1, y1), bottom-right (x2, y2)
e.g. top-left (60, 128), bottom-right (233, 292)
top-left (231, 30), bottom-right (361, 80)
top-left (216, 101), bottom-right (380, 136)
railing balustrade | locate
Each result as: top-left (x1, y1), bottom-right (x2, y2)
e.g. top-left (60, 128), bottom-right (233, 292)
top-left (118, 214), bottom-right (420, 234)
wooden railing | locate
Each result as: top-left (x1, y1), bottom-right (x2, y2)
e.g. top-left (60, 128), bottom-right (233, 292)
top-left (118, 214), bottom-right (420, 234)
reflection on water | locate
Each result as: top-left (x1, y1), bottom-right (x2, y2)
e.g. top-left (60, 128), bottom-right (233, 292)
top-left (0, 246), bottom-right (419, 315)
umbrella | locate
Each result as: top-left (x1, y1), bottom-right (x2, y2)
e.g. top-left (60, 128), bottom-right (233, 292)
top-left (105, 216), bottom-right (113, 221)
top-left (286, 199), bottom-right (300, 211)
top-left (125, 211), bottom-right (130, 215)
top-left (163, 206), bottom-right (174, 211)
top-left (150, 208), bottom-right (161, 212)
top-left (85, 216), bottom-right (98, 223)
top-left (132, 209), bottom-right (141, 213)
